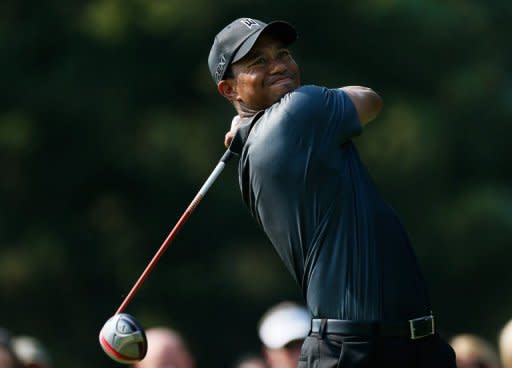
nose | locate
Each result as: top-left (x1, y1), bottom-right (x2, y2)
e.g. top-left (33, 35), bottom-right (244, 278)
top-left (268, 57), bottom-right (287, 74)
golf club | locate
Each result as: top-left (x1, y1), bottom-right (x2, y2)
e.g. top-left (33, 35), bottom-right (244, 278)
top-left (117, 148), bottom-right (233, 314)
top-left (99, 149), bottom-right (233, 363)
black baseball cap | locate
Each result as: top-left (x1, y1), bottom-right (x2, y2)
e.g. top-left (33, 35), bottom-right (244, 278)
top-left (208, 18), bottom-right (297, 84)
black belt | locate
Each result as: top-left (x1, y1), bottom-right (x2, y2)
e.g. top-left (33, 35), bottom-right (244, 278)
top-left (311, 315), bottom-right (435, 340)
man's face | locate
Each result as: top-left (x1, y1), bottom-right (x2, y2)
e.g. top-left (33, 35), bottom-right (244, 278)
top-left (134, 331), bottom-right (194, 368)
top-left (264, 339), bottom-right (303, 368)
top-left (229, 32), bottom-right (301, 111)
top-left (0, 347), bottom-right (18, 368)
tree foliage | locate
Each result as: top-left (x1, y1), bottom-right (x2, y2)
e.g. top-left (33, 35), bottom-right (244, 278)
top-left (1, 1), bottom-right (511, 366)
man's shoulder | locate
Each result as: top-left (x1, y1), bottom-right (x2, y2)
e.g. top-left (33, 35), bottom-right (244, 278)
top-left (281, 85), bottom-right (343, 107)
top-left (267, 86), bottom-right (338, 120)
top-left (290, 84), bottom-right (330, 98)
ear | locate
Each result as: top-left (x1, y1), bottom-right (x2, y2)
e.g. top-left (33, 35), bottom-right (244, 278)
top-left (217, 79), bottom-right (238, 102)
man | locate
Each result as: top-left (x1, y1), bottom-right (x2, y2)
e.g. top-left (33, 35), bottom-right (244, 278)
top-left (11, 336), bottom-right (52, 368)
top-left (0, 345), bottom-right (20, 368)
top-left (499, 319), bottom-right (512, 368)
top-left (233, 354), bottom-right (268, 368)
top-left (209, 17), bottom-right (456, 367)
top-left (0, 329), bottom-right (21, 368)
top-left (132, 327), bottom-right (195, 368)
top-left (257, 302), bottom-right (310, 368)
top-left (450, 334), bottom-right (500, 368)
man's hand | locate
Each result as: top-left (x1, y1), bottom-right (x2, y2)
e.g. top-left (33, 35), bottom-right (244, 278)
top-left (224, 115), bottom-right (242, 148)
top-left (224, 130), bottom-right (235, 148)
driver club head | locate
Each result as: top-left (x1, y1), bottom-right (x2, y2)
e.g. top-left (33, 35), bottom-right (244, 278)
top-left (99, 313), bottom-right (147, 364)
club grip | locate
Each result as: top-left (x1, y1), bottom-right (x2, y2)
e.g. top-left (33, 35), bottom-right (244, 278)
top-left (220, 149), bottom-right (234, 163)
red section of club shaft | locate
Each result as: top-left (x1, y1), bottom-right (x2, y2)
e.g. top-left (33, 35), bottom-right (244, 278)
top-left (115, 193), bottom-right (203, 314)
top-left (113, 150), bottom-right (232, 314)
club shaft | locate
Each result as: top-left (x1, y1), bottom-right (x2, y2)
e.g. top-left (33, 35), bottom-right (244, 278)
top-left (115, 150), bottom-right (233, 314)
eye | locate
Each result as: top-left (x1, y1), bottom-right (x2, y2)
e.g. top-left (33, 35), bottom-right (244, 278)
top-left (251, 57), bottom-right (266, 66)
top-left (277, 49), bottom-right (291, 59)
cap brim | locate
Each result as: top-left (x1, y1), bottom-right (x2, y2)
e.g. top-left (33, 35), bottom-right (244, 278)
top-left (231, 21), bottom-right (297, 64)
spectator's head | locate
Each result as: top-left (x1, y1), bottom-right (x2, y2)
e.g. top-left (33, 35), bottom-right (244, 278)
top-left (258, 302), bottom-right (310, 368)
top-left (0, 329), bottom-right (21, 368)
top-left (233, 353), bottom-right (268, 368)
top-left (132, 327), bottom-right (195, 368)
top-left (450, 334), bottom-right (500, 368)
top-left (499, 319), bottom-right (512, 368)
top-left (11, 336), bottom-right (51, 368)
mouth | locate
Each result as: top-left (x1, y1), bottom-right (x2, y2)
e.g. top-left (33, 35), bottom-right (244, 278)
top-left (270, 75), bottom-right (295, 87)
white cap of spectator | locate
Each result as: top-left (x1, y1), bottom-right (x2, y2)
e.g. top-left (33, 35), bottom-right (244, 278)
top-left (258, 302), bottom-right (311, 349)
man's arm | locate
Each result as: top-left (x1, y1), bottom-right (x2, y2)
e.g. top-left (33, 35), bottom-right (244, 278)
top-left (340, 86), bottom-right (383, 126)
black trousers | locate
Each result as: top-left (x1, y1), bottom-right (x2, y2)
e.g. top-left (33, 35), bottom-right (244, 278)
top-left (298, 332), bottom-right (456, 368)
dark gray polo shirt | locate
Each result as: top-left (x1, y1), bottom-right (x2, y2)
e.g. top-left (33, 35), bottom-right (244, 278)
top-left (237, 85), bottom-right (431, 321)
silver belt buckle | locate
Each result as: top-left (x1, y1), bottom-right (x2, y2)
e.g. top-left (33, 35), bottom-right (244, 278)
top-left (408, 315), bottom-right (435, 340)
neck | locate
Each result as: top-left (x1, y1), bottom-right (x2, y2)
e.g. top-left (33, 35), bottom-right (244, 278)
top-left (236, 102), bottom-right (260, 118)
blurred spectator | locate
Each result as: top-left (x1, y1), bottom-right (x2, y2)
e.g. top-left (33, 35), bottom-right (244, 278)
top-left (0, 328), bottom-right (21, 368)
top-left (11, 336), bottom-right (51, 368)
top-left (132, 327), bottom-right (195, 368)
top-left (499, 319), bottom-right (512, 368)
top-left (257, 301), bottom-right (310, 368)
top-left (233, 353), bottom-right (268, 368)
top-left (450, 333), bottom-right (500, 368)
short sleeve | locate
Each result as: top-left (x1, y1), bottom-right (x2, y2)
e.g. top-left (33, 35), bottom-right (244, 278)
top-left (277, 85), bottom-right (362, 150)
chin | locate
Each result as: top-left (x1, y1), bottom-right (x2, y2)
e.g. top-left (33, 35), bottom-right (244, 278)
top-left (276, 83), bottom-right (297, 98)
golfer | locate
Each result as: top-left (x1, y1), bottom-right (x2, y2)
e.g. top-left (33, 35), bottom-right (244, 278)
top-left (208, 17), bottom-right (456, 367)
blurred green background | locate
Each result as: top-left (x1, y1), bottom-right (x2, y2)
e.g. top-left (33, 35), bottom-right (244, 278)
top-left (1, 0), bottom-right (511, 366)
